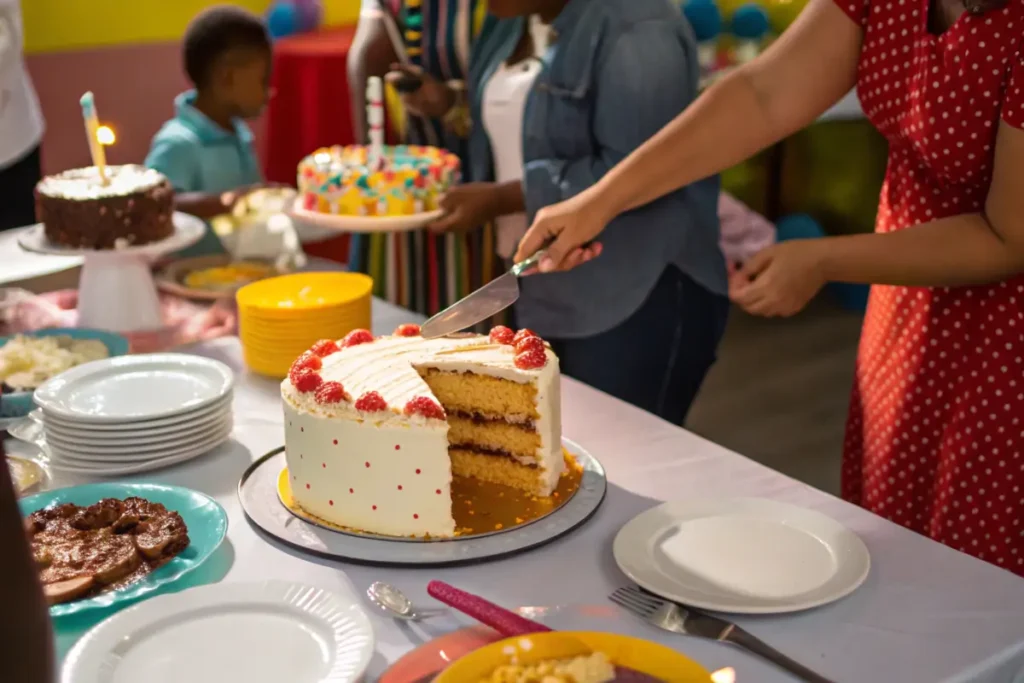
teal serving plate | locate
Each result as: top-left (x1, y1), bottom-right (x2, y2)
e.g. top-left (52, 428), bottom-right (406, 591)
top-left (0, 328), bottom-right (131, 419)
top-left (19, 482), bottom-right (228, 618)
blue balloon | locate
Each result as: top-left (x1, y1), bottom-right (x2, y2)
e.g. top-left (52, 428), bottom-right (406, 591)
top-left (267, 2), bottom-right (300, 39)
top-left (775, 214), bottom-right (825, 242)
top-left (731, 3), bottom-right (771, 40)
top-left (683, 0), bottom-right (722, 42)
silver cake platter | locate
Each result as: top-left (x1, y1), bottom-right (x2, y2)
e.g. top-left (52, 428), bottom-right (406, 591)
top-left (237, 437), bottom-right (607, 566)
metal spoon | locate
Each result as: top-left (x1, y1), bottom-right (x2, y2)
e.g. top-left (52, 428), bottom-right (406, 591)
top-left (367, 582), bottom-right (448, 621)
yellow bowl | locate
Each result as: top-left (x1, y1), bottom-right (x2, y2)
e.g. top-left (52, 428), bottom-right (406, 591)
top-left (435, 631), bottom-right (710, 683)
top-left (236, 272), bottom-right (373, 317)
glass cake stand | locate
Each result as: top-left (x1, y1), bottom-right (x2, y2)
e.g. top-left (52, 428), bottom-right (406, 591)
top-left (17, 213), bottom-right (205, 333)
top-left (289, 198), bottom-right (444, 233)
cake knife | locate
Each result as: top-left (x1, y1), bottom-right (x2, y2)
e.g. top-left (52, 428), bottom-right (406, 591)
top-left (419, 249), bottom-right (547, 339)
top-left (426, 581), bottom-right (663, 682)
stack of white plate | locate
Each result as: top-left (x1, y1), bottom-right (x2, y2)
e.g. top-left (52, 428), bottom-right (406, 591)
top-left (32, 354), bottom-right (235, 475)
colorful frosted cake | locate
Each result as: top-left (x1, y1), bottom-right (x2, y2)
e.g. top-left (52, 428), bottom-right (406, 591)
top-left (280, 325), bottom-right (562, 538)
top-left (35, 165), bottom-right (174, 249)
top-left (296, 145), bottom-right (460, 217)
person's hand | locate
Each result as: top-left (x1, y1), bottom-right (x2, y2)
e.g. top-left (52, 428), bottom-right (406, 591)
top-left (385, 64), bottom-right (454, 119)
top-left (514, 186), bottom-right (611, 273)
top-left (729, 240), bottom-right (828, 317)
top-left (429, 183), bottom-right (499, 233)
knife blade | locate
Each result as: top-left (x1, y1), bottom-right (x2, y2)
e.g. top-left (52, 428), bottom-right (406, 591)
top-left (419, 249), bottom-right (546, 339)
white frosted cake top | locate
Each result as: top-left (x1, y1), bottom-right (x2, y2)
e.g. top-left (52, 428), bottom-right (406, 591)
top-left (36, 164), bottom-right (167, 200)
top-left (281, 334), bottom-right (558, 422)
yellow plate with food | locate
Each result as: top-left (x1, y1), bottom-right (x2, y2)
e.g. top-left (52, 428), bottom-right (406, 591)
top-left (157, 255), bottom-right (282, 301)
top-left (436, 631), bottom-right (710, 683)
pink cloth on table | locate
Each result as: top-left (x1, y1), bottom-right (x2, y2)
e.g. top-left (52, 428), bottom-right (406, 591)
top-left (2, 291), bottom-right (237, 353)
top-left (718, 192), bottom-right (775, 266)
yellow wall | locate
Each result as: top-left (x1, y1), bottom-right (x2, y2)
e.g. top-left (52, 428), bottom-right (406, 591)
top-left (23, 0), bottom-right (360, 54)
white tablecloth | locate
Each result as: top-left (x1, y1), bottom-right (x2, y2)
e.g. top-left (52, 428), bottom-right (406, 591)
top-left (21, 299), bottom-right (1024, 683)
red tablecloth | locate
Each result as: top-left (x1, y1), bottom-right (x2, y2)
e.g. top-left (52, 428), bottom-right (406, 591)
top-left (264, 27), bottom-right (358, 263)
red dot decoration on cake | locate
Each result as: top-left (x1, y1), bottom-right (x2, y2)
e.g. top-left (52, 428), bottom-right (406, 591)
top-left (341, 329), bottom-right (374, 348)
top-left (404, 396), bottom-right (446, 420)
top-left (396, 445), bottom-right (402, 451)
top-left (514, 335), bottom-right (544, 355)
top-left (333, 439), bottom-right (338, 445)
top-left (305, 483), bottom-right (310, 489)
top-left (355, 391), bottom-right (388, 412)
top-left (309, 339), bottom-right (340, 357)
top-left (329, 499), bottom-right (334, 506)
top-left (489, 325), bottom-right (515, 345)
top-left (349, 488), bottom-right (354, 493)
top-left (372, 505), bottom-right (377, 510)
top-left (415, 468), bottom-right (421, 474)
top-left (436, 489), bottom-right (442, 495)
top-left (413, 514), bottom-right (419, 519)
top-left (315, 381), bottom-right (347, 405)
top-left (398, 485), bottom-right (403, 491)
top-left (394, 323), bottom-right (421, 337)
top-left (365, 461), bottom-right (371, 468)
top-left (322, 462), bottom-right (326, 468)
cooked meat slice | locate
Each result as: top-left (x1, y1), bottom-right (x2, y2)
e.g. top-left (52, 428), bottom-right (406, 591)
top-left (44, 576), bottom-right (96, 605)
top-left (113, 513), bottom-right (140, 533)
top-left (92, 536), bottom-right (142, 584)
top-left (122, 497), bottom-right (168, 521)
top-left (134, 511), bottom-right (189, 560)
top-left (71, 499), bottom-right (125, 530)
top-left (33, 548), bottom-right (52, 568)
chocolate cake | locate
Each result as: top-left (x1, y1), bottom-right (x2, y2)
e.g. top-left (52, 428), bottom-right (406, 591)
top-left (35, 165), bottom-right (175, 249)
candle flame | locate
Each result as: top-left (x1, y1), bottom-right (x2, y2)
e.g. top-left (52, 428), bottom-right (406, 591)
top-left (711, 667), bottom-right (736, 683)
top-left (96, 125), bottom-right (115, 146)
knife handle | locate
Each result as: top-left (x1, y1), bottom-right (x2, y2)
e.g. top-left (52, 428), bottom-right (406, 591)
top-left (727, 628), bottom-right (835, 683)
top-left (427, 581), bottom-right (552, 636)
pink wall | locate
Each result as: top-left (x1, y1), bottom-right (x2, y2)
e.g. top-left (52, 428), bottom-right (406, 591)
top-left (26, 42), bottom-right (267, 176)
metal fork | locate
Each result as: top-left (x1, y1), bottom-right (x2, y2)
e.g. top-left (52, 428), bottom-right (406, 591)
top-left (610, 586), bottom-right (835, 683)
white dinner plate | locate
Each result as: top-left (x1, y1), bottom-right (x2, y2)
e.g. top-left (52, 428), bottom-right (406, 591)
top-left (62, 580), bottom-right (374, 683)
top-left (33, 353), bottom-right (234, 423)
top-left (44, 415), bottom-right (233, 458)
top-left (613, 497), bottom-right (870, 614)
top-left (40, 404), bottom-right (232, 445)
top-left (46, 427), bottom-right (232, 475)
top-left (35, 393), bottom-right (233, 433)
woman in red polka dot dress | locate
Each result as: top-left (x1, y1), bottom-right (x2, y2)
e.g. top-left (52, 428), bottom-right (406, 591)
top-left (514, 0), bottom-right (1024, 573)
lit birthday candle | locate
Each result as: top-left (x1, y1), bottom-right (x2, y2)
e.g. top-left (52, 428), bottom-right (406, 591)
top-left (79, 91), bottom-right (109, 185)
top-left (366, 76), bottom-right (385, 169)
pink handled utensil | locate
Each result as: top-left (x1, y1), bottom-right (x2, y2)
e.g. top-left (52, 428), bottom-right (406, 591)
top-left (426, 580), bottom-right (552, 636)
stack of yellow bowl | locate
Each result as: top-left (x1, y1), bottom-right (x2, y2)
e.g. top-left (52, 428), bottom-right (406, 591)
top-left (237, 272), bottom-right (373, 378)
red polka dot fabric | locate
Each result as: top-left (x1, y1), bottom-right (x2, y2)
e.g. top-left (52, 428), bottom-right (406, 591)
top-left (834, 0), bottom-right (1024, 575)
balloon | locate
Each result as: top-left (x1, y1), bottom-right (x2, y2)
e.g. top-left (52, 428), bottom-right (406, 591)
top-left (683, 0), bottom-right (723, 41)
top-left (294, 0), bottom-right (324, 32)
top-left (266, 2), bottom-right (299, 39)
top-left (731, 3), bottom-right (771, 39)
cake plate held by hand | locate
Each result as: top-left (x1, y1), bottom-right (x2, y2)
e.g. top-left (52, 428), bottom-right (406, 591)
top-left (238, 438), bottom-right (607, 567)
top-left (17, 213), bottom-right (205, 333)
top-left (289, 198), bottom-right (444, 234)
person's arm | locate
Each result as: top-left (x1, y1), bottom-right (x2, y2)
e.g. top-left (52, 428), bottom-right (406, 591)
top-left (0, 442), bottom-right (56, 683)
top-left (730, 46), bottom-right (1024, 316)
top-left (348, 0), bottom-right (399, 143)
top-left (516, 0), bottom-right (863, 269)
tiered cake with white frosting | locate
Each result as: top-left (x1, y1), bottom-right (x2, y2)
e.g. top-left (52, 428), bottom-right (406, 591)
top-left (281, 324), bottom-right (562, 538)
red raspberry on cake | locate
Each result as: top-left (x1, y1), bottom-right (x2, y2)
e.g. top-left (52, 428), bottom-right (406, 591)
top-left (341, 329), bottom-right (374, 348)
top-left (404, 396), bottom-right (446, 420)
top-left (314, 381), bottom-right (346, 404)
top-left (288, 353), bottom-right (322, 384)
top-left (513, 328), bottom-right (538, 345)
top-left (489, 325), bottom-right (515, 345)
top-left (394, 323), bottom-right (421, 337)
top-left (514, 347), bottom-right (546, 370)
top-left (291, 368), bottom-right (324, 393)
top-left (355, 391), bottom-right (388, 412)
top-left (514, 335), bottom-right (545, 355)
top-left (309, 339), bottom-right (340, 358)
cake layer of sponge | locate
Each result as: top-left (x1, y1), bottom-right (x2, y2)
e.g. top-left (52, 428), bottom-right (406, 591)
top-left (450, 448), bottom-right (548, 496)
top-left (420, 369), bottom-right (539, 420)
top-left (447, 416), bottom-right (541, 462)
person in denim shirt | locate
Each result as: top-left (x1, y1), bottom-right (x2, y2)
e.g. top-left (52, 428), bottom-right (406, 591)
top-left (394, 0), bottom-right (728, 424)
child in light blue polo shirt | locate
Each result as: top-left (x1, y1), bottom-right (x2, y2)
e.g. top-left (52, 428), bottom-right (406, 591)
top-left (145, 6), bottom-right (272, 258)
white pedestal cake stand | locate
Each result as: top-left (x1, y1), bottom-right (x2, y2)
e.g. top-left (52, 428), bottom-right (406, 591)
top-left (17, 213), bottom-right (205, 333)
